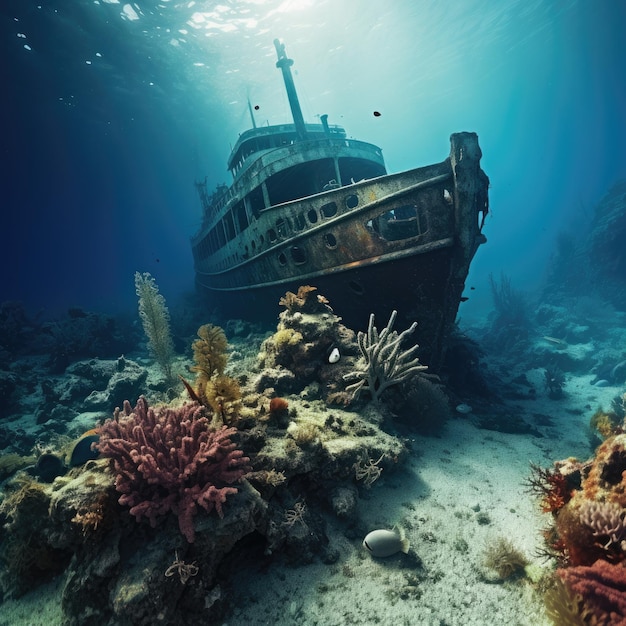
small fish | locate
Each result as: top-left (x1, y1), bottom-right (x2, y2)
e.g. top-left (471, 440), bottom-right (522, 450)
top-left (68, 429), bottom-right (101, 467)
top-left (455, 403), bottom-right (473, 414)
top-left (363, 527), bottom-right (409, 558)
top-left (543, 336), bottom-right (567, 346)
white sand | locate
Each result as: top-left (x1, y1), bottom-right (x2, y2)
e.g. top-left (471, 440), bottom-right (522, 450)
top-left (226, 376), bottom-right (619, 626)
top-left (0, 375), bottom-right (619, 626)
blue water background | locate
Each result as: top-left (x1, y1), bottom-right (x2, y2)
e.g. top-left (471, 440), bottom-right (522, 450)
top-left (2, 0), bottom-right (625, 320)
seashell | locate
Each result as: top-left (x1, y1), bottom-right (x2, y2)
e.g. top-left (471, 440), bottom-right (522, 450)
top-left (592, 379), bottom-right (610, 387)
top-left (328, 347), bottom-right (341, 363)
top-left (455, 403), bottom-right (473, 414)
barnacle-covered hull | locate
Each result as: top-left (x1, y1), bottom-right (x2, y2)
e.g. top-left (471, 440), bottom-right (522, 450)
top-left (193, 132), bottom-right (488, 371)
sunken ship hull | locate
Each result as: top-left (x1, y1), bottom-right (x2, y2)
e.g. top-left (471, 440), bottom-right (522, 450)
top-left (191, 42), bottom-right (489, 371)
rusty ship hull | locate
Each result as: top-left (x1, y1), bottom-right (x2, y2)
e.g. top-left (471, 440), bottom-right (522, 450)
top-left (191, 41), bottom-right (489, 371)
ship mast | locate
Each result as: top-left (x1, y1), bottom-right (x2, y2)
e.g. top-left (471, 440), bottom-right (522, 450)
top-left (274, 39), bottom-right (307, 141)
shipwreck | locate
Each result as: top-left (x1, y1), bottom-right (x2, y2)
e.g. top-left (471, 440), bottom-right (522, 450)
top-left (192, 39), bottom-right (489, 370)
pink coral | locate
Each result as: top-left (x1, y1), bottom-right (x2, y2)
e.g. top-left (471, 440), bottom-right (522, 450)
top-left (98, 396), bottom-right (250, 542)
top-left (558, 559), bottom-right (626, 625)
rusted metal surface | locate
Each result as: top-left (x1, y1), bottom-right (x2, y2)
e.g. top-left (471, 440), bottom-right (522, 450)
top-left (191, 43), bottom-right (488, 371)
top-left (192, 133), bottom-right (488, 371)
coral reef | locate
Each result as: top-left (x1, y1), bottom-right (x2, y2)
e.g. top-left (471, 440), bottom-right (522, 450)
top-left (535, 407), bottom-right (626, 624)
top-left (582, 433), bottom-right (626, 506)
top-left (257, 286), bottom-right (357, 400)
top-left (556, 560), bottom-right (626, 626)
top-left (135, 271), bottom-right (175, 382)
top-left (0, 287), bottom-right (414, 624)
top-left (343, 310), bottom-right (427, 403)
top-left (97, 397), bottom-right (251, 542)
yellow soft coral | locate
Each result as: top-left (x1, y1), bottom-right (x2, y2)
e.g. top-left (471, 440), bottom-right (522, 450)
top-left (190, 324), bottom-right (228, 383)
top-left (181, 324), bottom-right (243, 425)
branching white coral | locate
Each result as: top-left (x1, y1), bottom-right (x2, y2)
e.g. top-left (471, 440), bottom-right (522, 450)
top-left (343, 310), bottom-right (427, 403)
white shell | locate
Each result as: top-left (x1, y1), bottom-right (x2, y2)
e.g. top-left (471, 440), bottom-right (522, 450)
top-left (455, 403), bottom-right (473, 414)
top-left (363, 528), bottom-right (409, 557)
top-left (328, 347), bottom-right (341, 363)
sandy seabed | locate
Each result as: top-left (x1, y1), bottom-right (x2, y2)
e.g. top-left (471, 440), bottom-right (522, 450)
top-left (0, 373), bottom-right (616, 626)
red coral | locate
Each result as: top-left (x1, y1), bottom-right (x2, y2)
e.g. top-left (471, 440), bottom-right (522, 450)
top-left (558, 560), bottom-right (626, 625)
top-left (98, 397), bottom-right (250, 542)
top-left (527, 462), bottom-right (575, 514)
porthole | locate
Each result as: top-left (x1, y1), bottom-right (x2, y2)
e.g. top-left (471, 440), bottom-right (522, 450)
top-left (321, 202), bottom-right (337, 218)
top-left (345, 194), bottom-right (359, 209)
top-left (276, 217), bottom-right (291, 237)
top-left (291, 246), bottom-right (307, 265)
top-left (251, 240), bottom-right (256, 251)
top-left (278, 252), bottom-right (287, 266)
top-left (324, 233), bottom-right (337, 249)
top-left (307, 208), bottom-right (318, 224)
top-left (268, 228), bottom-right (278, 243)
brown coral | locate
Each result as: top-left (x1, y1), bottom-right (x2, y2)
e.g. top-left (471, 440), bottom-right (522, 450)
top-left (181, 324), bottom-right (243, 424)
top-left (279, 285), bottom-right (323, 313)
top-left (483, 537), bottom-right (528, 579)
top-left (202, 374), bottom-right (242, 425)
top-left (582, 434), bottom-right (626, 505)
top-left (554, 496), bottom-right (603, 566)
top-left (590, 409), bottom-right (621, 440)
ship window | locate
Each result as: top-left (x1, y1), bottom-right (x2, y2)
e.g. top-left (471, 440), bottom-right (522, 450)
top-left (324, 233), bottom-right (337, 249)
top-left (223, 212), bottom-right (236, 241)
top-left (243, 245), bottom-right (249, 260)
top-left (212, 222), bottom-right (226, 250)
top-left (268, 228), bottom-right (278, 243)
top-left (248, 186), bottom-right (265, 218)
top-left (307, 209), bottom-right (318, 224)
top-left (276, 218), bottom-right (290, 238)
top-left (321, 202), bottom-right (337, 218)
top-left (260, 234), bottom-right (265, 246)
top-left (367, 204), bottom-right (426, 241)
top-left (290, 246), bottom-right (307, 265)
top-left (251, 240), bottom-right (256, 251)
top-left (293, 213), bottom-right (306, 231)
top-left (345, 194), bottom-right (359, 209)
top-left (235, 202), bottom-right (248, 232)
top-left (278, 252), bottom-right (287, 266)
